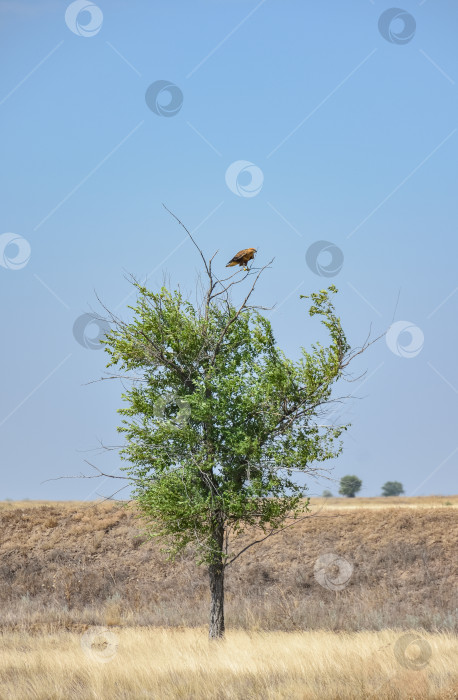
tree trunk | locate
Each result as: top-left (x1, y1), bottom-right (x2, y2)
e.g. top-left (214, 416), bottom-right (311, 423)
top-left (208, 524), bottom-right (225, 639)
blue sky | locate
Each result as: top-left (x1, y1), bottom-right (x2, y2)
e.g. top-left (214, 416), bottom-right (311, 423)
top-left (1, 0), bottom-right (457, 500)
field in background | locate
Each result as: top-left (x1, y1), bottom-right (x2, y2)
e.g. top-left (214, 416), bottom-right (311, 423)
top-left (0, 498), bottom-right (457, 635)
top-left (0, 627), bottom-right (457, 699)
top-left (311, 495), bottom-right (458, 509)
top-left (2, 495), bottom-right (458, 511)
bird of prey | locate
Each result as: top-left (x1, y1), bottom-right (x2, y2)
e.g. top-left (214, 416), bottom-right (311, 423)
top-left (226, 248), bottom-right (257, 271)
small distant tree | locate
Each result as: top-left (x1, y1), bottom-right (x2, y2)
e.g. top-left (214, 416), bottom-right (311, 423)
top-left (322, 489), bottom-right (333, 498)
top-left (100, 208), bottom-right (372, 639)
top-left (339, 475), bottom-right (362, 498)
top-left (381, 481), bottom-right (404, 497)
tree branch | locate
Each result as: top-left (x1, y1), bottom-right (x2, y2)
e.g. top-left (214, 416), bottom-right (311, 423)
top-left (163, 203), bottom-right (211, 279)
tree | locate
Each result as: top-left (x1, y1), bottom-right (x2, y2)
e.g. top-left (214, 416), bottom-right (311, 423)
top-left (339, 475), bottom-right (362, 498)
top-left (322, 489), bottom-right (333, 498)
top-left (100, 208), bottom-right (371, 638)
top-left (381, 481), bottom-right (404, 497)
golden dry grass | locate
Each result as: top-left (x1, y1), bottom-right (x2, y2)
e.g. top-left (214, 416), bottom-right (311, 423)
top-left (1, 499), bottom-right (457, 698)
top-left (311, 495), bottom-right (458, 510)
top-left (1, 495), bottom-right (457, 511)
top-left (0, 627), bottom-right (456, 699)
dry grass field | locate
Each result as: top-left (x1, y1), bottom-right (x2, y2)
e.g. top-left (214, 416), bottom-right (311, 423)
top-left (1, 497), bottom-right (456, 633)
top-left (3, 494), bottom-right (457, 511)
top-left (0, 627), bottom-right (457, 699)
top-left (0, 497), bottom-right (457, 698)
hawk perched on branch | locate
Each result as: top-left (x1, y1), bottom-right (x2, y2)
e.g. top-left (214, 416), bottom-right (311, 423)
top-left (225, 248), bottom-right (257, 271)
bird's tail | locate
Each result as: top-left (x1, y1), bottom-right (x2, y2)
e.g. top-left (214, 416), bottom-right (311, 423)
top-left (225, 261), bottom-right (237, 267)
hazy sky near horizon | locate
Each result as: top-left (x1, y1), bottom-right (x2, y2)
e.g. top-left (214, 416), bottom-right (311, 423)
top-left (1, 0), bottom-right (457, 500)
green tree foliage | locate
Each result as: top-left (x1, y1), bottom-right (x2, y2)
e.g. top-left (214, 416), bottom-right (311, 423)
top-left (381, 481), bottom-right (404, 497)
top-left (101, 212), bottom-right (368, 637)
top-left (322, 489), bottom-right (333, 498)
top-left (339, 475), bottom-right (362, 498)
